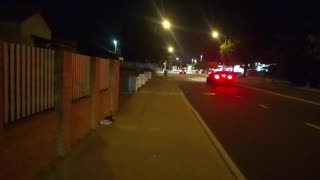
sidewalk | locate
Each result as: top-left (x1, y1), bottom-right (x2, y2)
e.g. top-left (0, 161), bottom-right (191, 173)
top-left (39, 76), bottom-right (239, 180)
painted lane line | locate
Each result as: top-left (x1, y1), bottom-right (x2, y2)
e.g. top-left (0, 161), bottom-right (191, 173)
top-left (259, 104), bottom-right (270, 109)
top-left (236, 84), bottom-right (320, 106)
top-left (304, 122), bottom-right (320, 131)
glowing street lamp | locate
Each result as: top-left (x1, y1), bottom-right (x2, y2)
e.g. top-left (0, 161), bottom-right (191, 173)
top-left (162, 19), bottom-right (171, 29)
top-left (113, 40), bottom-right (118, 53)
top-left (168, 46), bottom-right (174, 53)
top-left (176, 57), bottom-right (179, 61)
top-left (212, 31), bottom-right (219, 38)
top-left (212, 30), bottom-right (227, 45)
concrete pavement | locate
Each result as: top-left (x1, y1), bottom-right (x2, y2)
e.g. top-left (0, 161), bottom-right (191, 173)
top-left (38, 76), bottom-right (239, 180)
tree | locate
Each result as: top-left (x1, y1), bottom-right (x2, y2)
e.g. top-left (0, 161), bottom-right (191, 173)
top-left (219, 40), bottom-right (249, 75)
top-left (305, 33), bottom-right (320, 87)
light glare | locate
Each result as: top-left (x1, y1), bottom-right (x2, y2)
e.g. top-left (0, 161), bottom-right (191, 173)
top-left (163, 20), bottom-right (171, 29)
top-left (212, 31), bottom-right (219, 38)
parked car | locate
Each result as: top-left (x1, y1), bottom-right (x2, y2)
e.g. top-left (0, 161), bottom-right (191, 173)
top-left (179, 68), bottom-right (187, 74)
top-left (206, 71), bottom-right (235, 85)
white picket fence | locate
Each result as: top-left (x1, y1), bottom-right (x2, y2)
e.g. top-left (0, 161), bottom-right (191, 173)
top-left (2, 42), bottom-right (55, 124)
top-left (71, 54), bottom-right (91, 100)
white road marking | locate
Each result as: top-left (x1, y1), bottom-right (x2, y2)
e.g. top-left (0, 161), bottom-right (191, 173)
top-left (181, 94), bottom-right (246, 180)
top-left (202, 93), bottom-right (216, 95)
top-left (188, 77), bottom-right (206, 82)
top-left (304, 122), bottom-right (320, 131)
top-left (259, 104), bottom-right (270, 109)
top-left (237, 84), bottom-right (320, 106)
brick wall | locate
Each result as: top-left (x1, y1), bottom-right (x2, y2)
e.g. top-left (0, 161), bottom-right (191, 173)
top-left (0, 47), bottom-right (120, 179)
top-left (0, 112), bottom-right (58, 180)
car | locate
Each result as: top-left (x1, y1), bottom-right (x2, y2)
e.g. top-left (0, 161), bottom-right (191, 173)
top-left (206, 71), bottom-right (235, 85)
top-left (179, 68), bottom-right (187, 74)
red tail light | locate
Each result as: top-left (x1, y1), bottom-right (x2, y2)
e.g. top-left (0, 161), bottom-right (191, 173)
top-left (227, 75), bottom-right (233, 80)
top-left (214, 74), bottom-right (220, 79)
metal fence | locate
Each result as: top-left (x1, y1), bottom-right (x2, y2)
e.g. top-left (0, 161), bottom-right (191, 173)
top-left (3, 42), bottom-right (55, 124)
top-left (71, 54), bottom-right (91, 100)
top-left (98, 59), bottom-right (110, 91)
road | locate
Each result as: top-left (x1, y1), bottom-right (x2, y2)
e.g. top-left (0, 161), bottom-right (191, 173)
top-left (172, 74), bottom-right (320, 180)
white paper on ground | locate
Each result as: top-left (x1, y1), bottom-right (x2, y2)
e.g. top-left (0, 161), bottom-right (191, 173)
top-left (100, 120), bottom-right (112, 126)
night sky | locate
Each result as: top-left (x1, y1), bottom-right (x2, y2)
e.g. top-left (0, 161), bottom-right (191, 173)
top-left (2, 0), bottom-right (320, 62)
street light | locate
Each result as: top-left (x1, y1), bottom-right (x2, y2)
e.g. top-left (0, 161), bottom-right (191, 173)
top-left (168, 46), bottom-right (174, 53)
top-left (113, 40), bottom-right (118, 53)
top-left (176, 57), bottom-right (179, 61)
top-left (162, 19), bottom-right (171, 29)
top-left (212, 31), bottom-right (227, 45)
top-left (212, 31), bottom-right (219, 38)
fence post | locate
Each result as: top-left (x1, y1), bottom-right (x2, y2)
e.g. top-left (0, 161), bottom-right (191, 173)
top-left (55, 50), bottom-right (72, 157)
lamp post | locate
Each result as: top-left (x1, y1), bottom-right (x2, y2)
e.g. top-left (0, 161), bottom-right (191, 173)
top-left (113, 40), bottom-right (118, 53)
top-left (176, 57), bottom-right (182, 68)
top-left (168, 46), bottom-right (174, 69)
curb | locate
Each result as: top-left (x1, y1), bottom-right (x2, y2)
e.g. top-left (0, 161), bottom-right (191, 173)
top-left (181, 94), bottom-right (246, 180)
top-left (296, 87), bottom-right (320, 94)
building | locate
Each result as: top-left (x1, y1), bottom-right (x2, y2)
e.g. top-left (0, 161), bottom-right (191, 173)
top-left (0, 8), bottom-right (51, 47)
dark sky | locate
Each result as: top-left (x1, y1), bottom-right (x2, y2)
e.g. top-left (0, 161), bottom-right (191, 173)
top-left (3, 0), bottom-right (320, 62)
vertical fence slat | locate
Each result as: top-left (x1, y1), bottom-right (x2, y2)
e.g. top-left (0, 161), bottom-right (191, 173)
top-left (77, 55), bottom-right (80, 99)
top-left (21, 45), bottom-right (26, 118)
top-left (73, 55), bottom-right (76, 100)
top-left (9, 43), bottom-right (15, 122)
top-left (26, 46), bottom-right (31, 115)
top-left (80, 57), bottom-right (83, 98)
top-left (40, 49), bottom-right (44, 111)
top-left (77, 56), bottom-right (80, 99)
top-left (31, 47), bottom-right (36, 114)
top-left (36, 48), bottom-right (40, 112)
top-left (72, 54), bottom-right (75, 100)
top-left (87, 57), bottom-right (90, 94)
top-left (47, 50), bottom-right (51, 107)
top-left (84, 57), bottom-right (87, 96)
top-left (44, 49), bottom-right (48, 109)
top-left (51, 50), bottom-right (54, 107)
top-left (3, 42), bottom-right (9, 123)
top-left (15, 44), bottom-right (21, 120)
top-left (83, 57), bottom-right (86, 96)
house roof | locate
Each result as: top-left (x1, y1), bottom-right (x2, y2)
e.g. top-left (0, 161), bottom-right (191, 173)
top-left (0, 7), bottom-right (41, 22)
top-left (77, 40), bottom-right (120, 60)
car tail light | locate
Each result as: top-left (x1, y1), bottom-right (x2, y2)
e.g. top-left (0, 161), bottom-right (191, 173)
top-left (227, 75), bottom-right (233, 80)
top-left (214, 74), bottom-right (220, 79)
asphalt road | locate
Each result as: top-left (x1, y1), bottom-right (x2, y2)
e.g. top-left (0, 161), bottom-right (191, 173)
top-left (174, 74), bottom-right (320, 180)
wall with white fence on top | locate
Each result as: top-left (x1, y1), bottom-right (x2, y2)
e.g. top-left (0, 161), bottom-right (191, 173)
top-left (0, 41), bottom-right (120, 180)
